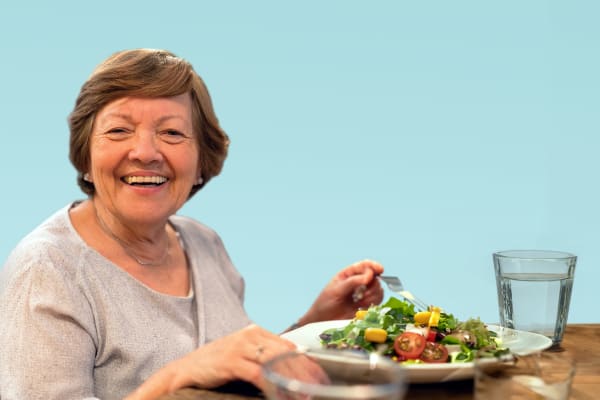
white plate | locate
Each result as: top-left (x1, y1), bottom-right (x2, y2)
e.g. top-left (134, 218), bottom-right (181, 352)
top-left (281, 320), bottom-right (553, 383)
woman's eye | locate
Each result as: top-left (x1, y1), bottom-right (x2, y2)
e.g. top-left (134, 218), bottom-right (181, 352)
top-left (161, 130), bottom-right (188, 143)
top-left (102, 128), bottom-right (132, 140)
top-left (107, 128), bottom-right (129, 134)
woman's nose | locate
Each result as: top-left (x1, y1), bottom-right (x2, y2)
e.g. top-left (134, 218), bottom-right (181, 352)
top-left (128, 131), bottom-right (163, 163)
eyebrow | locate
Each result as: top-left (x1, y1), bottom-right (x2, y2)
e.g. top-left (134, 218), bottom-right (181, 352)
top-left (97, 113), bottom-right (189, 125)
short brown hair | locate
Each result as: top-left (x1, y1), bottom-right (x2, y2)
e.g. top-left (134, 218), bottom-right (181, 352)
top-left (68, 48), bottom-right (229, 198)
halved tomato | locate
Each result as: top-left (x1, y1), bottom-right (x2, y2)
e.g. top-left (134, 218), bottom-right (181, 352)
top-left (419, 342), bottom-right (449, 363)
top-left (393, 332), bottom-right (426, 359)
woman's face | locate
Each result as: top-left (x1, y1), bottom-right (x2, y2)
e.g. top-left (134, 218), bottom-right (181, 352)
top-left (88, 93), bottom-right (200, 226)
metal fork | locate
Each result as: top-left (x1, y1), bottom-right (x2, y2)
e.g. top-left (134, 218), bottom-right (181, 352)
top-left (379, 275), bottom-right (430, 311)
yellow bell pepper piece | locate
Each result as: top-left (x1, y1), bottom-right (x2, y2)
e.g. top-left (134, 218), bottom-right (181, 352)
top-left (428, 306), bottom-right (441, 327)
top-left (355, 310), bottom-right (368, 320)
top-left (414, 311), bottom-right (431, 325)
top-left (364, 327), bottom-right (388, 343)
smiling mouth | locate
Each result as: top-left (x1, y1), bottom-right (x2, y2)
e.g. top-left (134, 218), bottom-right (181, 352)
top-left (122, 176), bottom-right (168, 186)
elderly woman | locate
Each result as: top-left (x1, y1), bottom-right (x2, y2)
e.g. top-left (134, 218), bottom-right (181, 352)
top-left (0, 49), bottom-right (384, 400)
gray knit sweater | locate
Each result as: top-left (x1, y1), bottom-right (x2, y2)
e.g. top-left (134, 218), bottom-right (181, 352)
top-left (0, 203), bottom-right (252, 400)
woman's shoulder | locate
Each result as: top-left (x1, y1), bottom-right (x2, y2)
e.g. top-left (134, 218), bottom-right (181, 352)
top-left (168, 215), bottom-right (235, 268)
top-left (2, 203), bottom-right (85, 278)
top-left (169, 214), bottom-right (223, 243)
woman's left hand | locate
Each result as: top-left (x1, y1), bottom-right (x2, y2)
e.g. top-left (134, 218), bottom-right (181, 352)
top-left (291, 259), bottom-right (384, 329)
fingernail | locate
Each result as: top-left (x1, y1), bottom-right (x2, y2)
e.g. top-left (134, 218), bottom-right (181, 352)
top-left (352, 284), bottom-right (367, 302)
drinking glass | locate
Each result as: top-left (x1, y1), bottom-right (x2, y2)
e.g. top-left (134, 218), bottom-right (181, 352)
top-left (262, 348), bottom-right (407, 400)
top-left (493, 250), bottom-right (576, 346)
top-left (474, 351), bottom-right (575, 400)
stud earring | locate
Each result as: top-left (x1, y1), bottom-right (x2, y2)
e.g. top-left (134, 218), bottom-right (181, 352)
top-left (196, 176), bottom-right (204, 185)
top-left (83, 173), bottom-right (92, 182)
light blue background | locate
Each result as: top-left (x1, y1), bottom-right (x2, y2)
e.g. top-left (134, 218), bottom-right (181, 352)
top-left (1, 1), bottom-right (598, 332)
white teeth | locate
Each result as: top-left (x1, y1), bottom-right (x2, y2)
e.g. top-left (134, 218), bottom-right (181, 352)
top-left (124, 176), bottom-right (168, 185)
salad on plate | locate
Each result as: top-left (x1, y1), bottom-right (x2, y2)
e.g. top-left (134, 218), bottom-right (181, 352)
top-left (319, 297), bottom-right (509, 365)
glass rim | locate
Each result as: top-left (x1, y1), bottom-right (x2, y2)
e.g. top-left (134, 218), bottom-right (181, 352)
top-left (493, 250), bottom-right (576, 260)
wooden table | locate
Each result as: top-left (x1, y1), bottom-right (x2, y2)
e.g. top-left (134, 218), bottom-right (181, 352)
top-left (158, 324), bottom-right (600, 400)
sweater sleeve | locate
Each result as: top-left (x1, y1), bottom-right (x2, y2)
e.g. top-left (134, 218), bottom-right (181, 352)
top-left (0, 242), bottom-right (98, 400)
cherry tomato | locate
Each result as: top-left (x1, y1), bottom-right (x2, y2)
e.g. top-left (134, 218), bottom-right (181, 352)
top-left (394, 332), bottom-right (426, 359)
top-left (419, 342), bottom-right (449, 363)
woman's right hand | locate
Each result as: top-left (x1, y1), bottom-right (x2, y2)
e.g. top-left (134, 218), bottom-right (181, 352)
top-left (180, 324), bottom-right (298, 389)
top-left (126, 324), bottom-right (297, 399)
